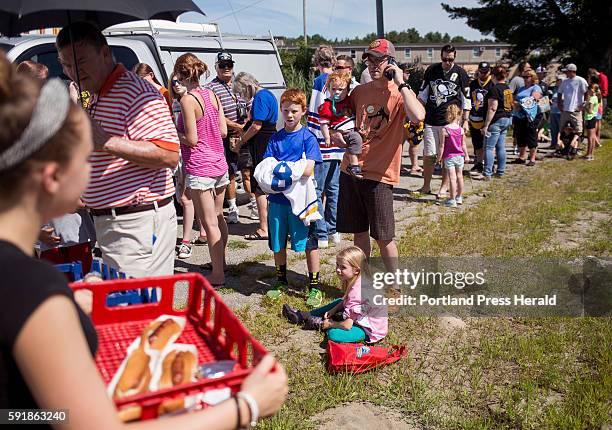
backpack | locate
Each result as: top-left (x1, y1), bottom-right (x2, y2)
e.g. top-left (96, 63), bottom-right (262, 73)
top-left (327, 341), bottom-right (407, 374)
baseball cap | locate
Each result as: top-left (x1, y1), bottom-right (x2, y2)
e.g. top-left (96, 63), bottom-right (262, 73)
top-left (216, 52), bottom-right (234, 64)
top-left (562, 63), bottom-right (577, 72)
top-left (362, 39), bottom-right (396, 59)
top-left (478, 61), bottom-right (490, 72)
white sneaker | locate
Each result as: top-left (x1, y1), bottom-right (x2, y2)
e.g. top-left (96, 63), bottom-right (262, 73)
top-left (456, 196), bottom-right (463, 205)
top-left (226, 209), bottom-right (239, 224)
top-left (177, 243), bottom-right (193, 259)
top-left (248, 205), bottom-right (259, 220)
top-left (329, 232), bottom-right (341, 245)
top-left (318, 239), bottom-right (329, 249)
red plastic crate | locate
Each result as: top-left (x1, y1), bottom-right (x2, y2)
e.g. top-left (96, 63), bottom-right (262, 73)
top-left (70, 273), bottom-right (267, 421)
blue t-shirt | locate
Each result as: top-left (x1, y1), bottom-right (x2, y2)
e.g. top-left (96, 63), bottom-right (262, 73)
top-left (513, 84), bottom-right (542, 119)
top-left (251, 88), bottom-right (278, 124)
top-left (263, 126), bottom-right (322, 205)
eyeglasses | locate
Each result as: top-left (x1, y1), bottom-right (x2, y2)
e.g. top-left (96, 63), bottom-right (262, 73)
top-left (218, 63), bottom-right (234, 69)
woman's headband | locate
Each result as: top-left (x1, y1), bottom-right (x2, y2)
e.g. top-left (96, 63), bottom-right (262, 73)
top-left (0, 79), bottom-right (71, 171)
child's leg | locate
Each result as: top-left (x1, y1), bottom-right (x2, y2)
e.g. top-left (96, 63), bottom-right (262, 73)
top-left (327, 325), bottom-right (367, 343)
top-left (346, 130), bottom-right (363, 156)
top-left (310, 298), bottom-right (343, 317)
top-left (455, 165), bottom-right (464, 198)
top-left (447, 163), bottom-right (457, 200)
top-left (268, 202), bottom-right (289, 287)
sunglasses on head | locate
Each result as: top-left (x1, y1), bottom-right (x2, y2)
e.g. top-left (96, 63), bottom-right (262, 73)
top-left (218, 62), bottom-right (233, 69)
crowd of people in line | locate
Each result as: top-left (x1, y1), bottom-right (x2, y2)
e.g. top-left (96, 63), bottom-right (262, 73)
top-left (0, 18), bottom-right (608, 427)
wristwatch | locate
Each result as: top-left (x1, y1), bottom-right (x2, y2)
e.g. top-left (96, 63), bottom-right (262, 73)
top-left (398, 82), bottom-right (412, 92)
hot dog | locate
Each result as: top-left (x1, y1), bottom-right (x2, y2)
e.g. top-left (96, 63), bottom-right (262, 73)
top-left (113, 347), bottom-right (152, 399)
top-left (142, 318), bottom-right (182, 351)
top-left (158, 350), bottom-right (197, 390)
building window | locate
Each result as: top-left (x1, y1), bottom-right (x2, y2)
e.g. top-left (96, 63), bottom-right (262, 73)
top-left (427, 48), bottom-right (433, 58)
top-left (350, 49), bottom-right (356, 59)
top-left (495, 47), bottom-right (501, 57)
top-left (404, 48), bottom-right (411, 59)
top-left (473, 48), bottom-right (480, 57)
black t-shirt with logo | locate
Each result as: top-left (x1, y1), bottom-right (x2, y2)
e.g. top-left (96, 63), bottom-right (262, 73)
top-left (468, 77), bottom-right (494, 125)
top-left (419, 63), bottom-right (470, 126)
top-left (485, 82), bottom-right (513, 123)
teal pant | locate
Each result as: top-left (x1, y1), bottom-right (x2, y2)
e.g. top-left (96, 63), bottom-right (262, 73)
top-left (310, 298), bottom-right (367, 343)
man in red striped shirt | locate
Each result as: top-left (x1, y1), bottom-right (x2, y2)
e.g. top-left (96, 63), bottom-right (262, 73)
top-left (56, 22), bottom-right (180, 278)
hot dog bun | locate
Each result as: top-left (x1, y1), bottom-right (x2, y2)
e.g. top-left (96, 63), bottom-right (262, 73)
top-left (114, 347), bottom-right (152, 399)
top-left (143, 319), bottom-right (182, 351)
top-left (158, 350), bottom-right (197, 390)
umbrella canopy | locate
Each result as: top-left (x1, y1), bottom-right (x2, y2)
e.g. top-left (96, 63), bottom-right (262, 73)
top-left (0, 0), bottom-right (205, 37)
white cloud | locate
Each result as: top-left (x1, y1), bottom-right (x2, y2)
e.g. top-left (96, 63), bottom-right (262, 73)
top-left (185, 0), bottom-right (486, 40)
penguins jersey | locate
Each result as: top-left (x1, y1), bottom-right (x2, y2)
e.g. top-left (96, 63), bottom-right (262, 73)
top-left (468, 76), bottom-right (494, 127)
top-left (418, 63), bottom-right (471, 126)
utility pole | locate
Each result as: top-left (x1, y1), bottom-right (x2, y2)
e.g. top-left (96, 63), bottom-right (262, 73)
top-left (303, 0), bottom-right (307, 45)
top-left (376, 0), bottom-right (384, 38)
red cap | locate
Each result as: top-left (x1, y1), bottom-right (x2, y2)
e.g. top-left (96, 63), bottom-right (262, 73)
top-left (362, 39), bottom-right (396, 59)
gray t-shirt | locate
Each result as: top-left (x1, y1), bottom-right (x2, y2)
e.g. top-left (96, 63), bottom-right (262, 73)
top-left (39, 209), bottom-right (96, 252)
top-left (508, 76), bottom-right (525, 95)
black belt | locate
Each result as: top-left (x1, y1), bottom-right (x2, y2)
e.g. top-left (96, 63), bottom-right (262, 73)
top-left (90, 197), bottom-right (173, 217)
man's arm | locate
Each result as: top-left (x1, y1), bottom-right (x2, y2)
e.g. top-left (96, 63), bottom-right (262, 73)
top-left (91, 120), bottom-right (178, 170)
top-left (387, 62), bottom-right (425, 123)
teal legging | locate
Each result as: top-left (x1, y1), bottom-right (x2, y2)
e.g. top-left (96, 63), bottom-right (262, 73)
top-left (310, 298), bottom-right (367, 343)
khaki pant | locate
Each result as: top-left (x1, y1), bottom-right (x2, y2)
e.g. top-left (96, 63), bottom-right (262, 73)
top-left (560, 111), bottom-right (583, 134)
top-left (93, 201), bottom-right (177, 278)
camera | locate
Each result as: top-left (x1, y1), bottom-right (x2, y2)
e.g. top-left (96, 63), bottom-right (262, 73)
top-left (236, 101), bottom-right (248, 121)
top-left (384, 58), bottom-right (398, 81)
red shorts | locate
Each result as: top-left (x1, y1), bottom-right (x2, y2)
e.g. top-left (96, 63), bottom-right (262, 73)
top-left (40, 242), bottom-right (93, 277)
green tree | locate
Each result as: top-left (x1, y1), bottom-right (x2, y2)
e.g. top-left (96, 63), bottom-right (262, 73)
top-left (442, 0), bottom-right (611, 73)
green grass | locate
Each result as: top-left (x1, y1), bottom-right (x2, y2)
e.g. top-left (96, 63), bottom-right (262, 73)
top-left (227, 239), bottom-right (250, 250)
top-left (242, 141), bottom-right (612, 429)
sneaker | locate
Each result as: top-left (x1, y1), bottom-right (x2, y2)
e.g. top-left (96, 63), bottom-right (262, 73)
top-left (456, 195), bottom-right (463, 205)
top-left (249, 205), bottom-right (259, 220)
top-left (444, 199), bottom-right (457, 208)
top-left (266, 281), bottom-right (288, 299)
top-left (282, 304), bottom-right (305, 324)
top-left (511, 158), bottom-right (526, 164)
top-left (306, 288), bottom-right (323, 307)
top-left (177, 243), bottom-right (193, 259)
top-left (304, 315), bottom-right (324, 331)
top-left (347, 164), bottom-right (363, 179)
top-left (318, 239), bottom-right (329, 249)
top-left (526, 160), bottom-right (536, 167)
top-left (513, 147), bottom-right (519, 155)
top-left (226, 209), bottom-right (239, 224)
top-left (329, 232), bottom-right (341, 246)
top-left (470, 163), bottom-right (483, 172)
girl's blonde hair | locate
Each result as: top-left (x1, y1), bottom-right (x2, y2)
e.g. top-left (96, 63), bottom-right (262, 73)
top-left (337, 246), bottom-right (370, 293)
top-left (445, 103), bottom-right (462, 124)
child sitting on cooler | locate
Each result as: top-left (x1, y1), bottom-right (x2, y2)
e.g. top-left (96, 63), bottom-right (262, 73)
top-left (282, 246), bottom-right (388, 344)
top-left (317, 71), bottom-right (364, 179)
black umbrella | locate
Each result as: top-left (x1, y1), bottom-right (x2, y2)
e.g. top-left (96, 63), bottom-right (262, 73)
top-left (0, 0), bottom-right (205, 37)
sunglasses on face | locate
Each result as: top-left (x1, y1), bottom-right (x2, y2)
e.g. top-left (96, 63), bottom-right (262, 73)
top-left (334, 65), bottom-right (351, 70)
top-left (218, 63), bottom-right (233, 69)
top-left (171, 79), bottom-right (181, 86)
top-left (441, 57), bottom-right (455, 63)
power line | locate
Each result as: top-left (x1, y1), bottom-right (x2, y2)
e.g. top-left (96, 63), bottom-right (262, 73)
top-left (226, 0), bottom-right (243, 35)
top-left (209, 0), bottom-right (267, 23)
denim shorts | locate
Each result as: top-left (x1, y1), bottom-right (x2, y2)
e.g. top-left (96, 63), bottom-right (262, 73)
top-left (444, 155), bottom-right (465, 169)
top-left (186, 172), bottom-right (230, 191)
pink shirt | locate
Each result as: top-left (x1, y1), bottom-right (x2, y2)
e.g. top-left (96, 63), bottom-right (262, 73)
top-left (177, 88), bottom-right (228, 178)
top-left (442, 124), bottom-right (464, 160)
top-left (343, 276), bottom-right (388, 342)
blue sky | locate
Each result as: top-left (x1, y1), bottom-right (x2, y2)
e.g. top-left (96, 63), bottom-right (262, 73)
top-left (182, 0), bottom-right (487, 40)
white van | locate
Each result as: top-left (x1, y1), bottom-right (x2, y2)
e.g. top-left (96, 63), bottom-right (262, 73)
top-left (1, 20), bottom-right (286, 103)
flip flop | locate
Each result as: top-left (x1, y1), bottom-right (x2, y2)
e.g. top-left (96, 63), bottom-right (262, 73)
top-left (201, 262), bottom-right (229, 272)
top-left (191, 237), bottom-right (207, 245)
top-left (244, 231), bottom-right (269, 240)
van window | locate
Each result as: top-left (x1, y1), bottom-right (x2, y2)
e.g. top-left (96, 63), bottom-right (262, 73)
top-left (15, 43), bottom-right (139, 80)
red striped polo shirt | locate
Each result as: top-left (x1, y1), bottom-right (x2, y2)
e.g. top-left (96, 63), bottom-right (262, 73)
top-left (83, 64), bottom-right (179, 209)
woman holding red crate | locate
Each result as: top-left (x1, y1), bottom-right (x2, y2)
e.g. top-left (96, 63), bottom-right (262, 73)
top-left (0, 51), bottom-right (286, 429)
